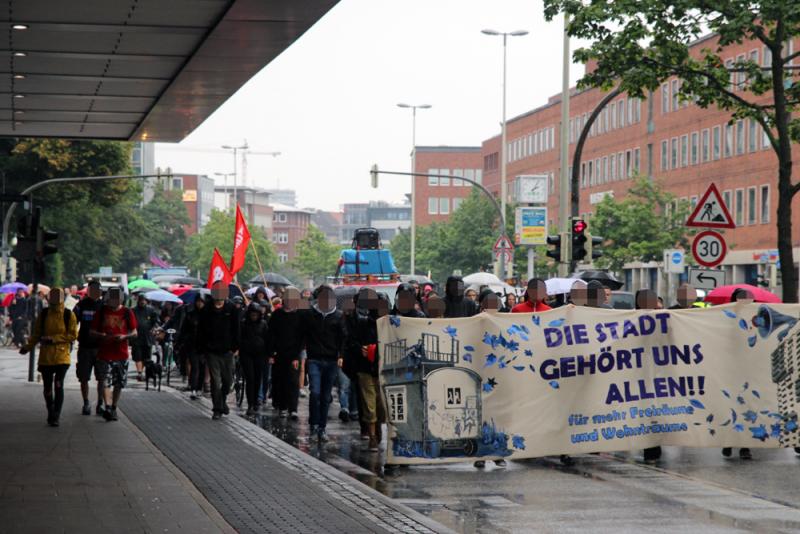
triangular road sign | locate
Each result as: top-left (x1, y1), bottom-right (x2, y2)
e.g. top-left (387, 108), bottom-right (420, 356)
top-left (686, 183), bottom-right (736, 229)
top-left (493, 234), bottom-right (514, 251)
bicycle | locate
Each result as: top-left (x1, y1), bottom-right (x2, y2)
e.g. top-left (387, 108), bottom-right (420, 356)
top-left (233, 356), bottom-right (245, 408)
top-left (162, 329), bottom-right (177, 386)
top-left (0, 318), bottom-right (14, 347)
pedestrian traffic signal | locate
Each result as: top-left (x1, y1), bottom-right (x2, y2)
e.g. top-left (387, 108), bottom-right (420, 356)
top-left (589, 235), bottom-right (603, 261)
top-left (546, 234), bottom-right (563, 261)
top-left (11, 213), bottom-right (36, 281)
top-left (571, 218), bottom-right (588, 262)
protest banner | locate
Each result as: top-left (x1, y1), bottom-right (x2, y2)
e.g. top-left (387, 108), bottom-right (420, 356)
top-left (377, 303), bottom-right (800, 465)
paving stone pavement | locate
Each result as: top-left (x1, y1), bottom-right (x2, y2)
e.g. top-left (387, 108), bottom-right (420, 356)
top-left (0, 377), bottom-right (233, 534)
top-left (121, 386), bottom-right (451, 534)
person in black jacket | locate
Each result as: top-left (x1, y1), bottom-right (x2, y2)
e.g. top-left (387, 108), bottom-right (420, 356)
top-left (444, 275), bottom-right (479, 319)
top-left (131, 294), bottom-right (160, 382)
top-left (300, 284), bottom-right (346, 442)
top-left (9, 288), bottom-right (29, 348)
top-left (240, 302), bottom-right (270, 415)
top-left (391, 283), bottom-right (426, 318)
top-left (179, 296), bottom-right (206, 400)
top-left (269, 287), bottom-right (304, 419)
top-left (198, 281), bottom-right (241, 420)
top-left (74, 280), bottom-right (103, 415)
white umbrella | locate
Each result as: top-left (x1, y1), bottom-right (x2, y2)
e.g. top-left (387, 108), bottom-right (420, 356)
top-left (145, 289), bottom-right (183, 304)
top-left (462, 272), bottom-right (514, 294)
top-left (545, 278), bottom-right (581, 296)
top-left (245, 286), bottom-right (276, 299)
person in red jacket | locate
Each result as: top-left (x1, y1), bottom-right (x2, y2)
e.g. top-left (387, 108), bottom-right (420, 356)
top-left (511, 278), bottom-right (552, 313)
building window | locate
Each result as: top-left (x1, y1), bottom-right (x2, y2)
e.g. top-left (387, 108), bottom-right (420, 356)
top-left (549, 172), bottom-right (555, 195)
top-left (171, 177), bottom-right (183, 190)
top-left (671, 137), bottom-right (678, 168)
top-left (273, 212), bottom-right (287, 223)
top-left (610, 154), bottom-right (616, 180)
top-left (278, 252), bottom-right (288, 264)
top-left (439, 169), bottom-right (450, 186)
top-left (671, 79), bottom-right (679, 111)
top-left (463, 168), bottom-right (474, 186)
top-left (690, 195), bottom-right (698, 208)
top-left (580, 162), bottom-right (586, 188)
top-left (723, 190), bottom-right (732, 211)
top-left (428, 198), bottom-right (438, 215)
top-left (625, 150), bottom-right (632, 178)
top-left (439, 197), bottom-right (449, 215)
top-left (618, 98), bottom-right (626, 127)
top-left (680, 135), bottom-right (688, 167)
top-left (475, 169), bottom-right (483, 184)
top-left (763, 45), bottom-right (772, 67)
top-left (747, 187), bottom-right (757, 225)
top-left (725, 58), bottom-right (734, 91)
top-left (660, 140), bottom-right (668, 171)
top-left (601, 156), bottom-right (608, 183)
top-left (452, 197), bottom-right (464, 211)
top-left (549, 127), bottom-right (555, 149)
top-left (588, 160), bottom-right (594, 186)
top-left (661, 83), bottom-right (669, 114)
top-left (618, 152), bottom-right (624, 179)
top-left (428, 169), bottom-right (439, 186)
top-left (761, 185), bottom-right (770, 223)
top-left (700, 129), bottom-right (709, 163)
top-left (712, 126), bottom-right (721, 160)
top-left (736, 120), bottom-right (745, 155)
top-left (762, 126), bottom-right (770, 150)
top-left (633, 148), bottom-right (640, 173)
top-left (690, 132), bottom-right (699, 165)
top-left (748, 119), bottom-right (757, 152)
top-left (735, 53), bottom-right (746, 88)
top-left (633, 97), bottom-right (641, 123)
top-left (274, 232), bottom-right (289, 244)
top-left (609, 101), bottom-right (616, 130)
top-left (735, 188), bottom-right (744, 226)
top-left (724, 123), bottom-right (733, 157)
top-left (528, 134), bottom-right (534, 154)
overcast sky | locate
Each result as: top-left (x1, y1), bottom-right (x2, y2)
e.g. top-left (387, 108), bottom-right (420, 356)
top-left (155, 0), bottom-right (586, 212)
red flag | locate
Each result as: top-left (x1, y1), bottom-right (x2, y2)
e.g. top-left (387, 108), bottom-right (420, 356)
top-left (207, 248), bottom-right (233, 289)
top-left (230, 203), bottom-right (251, 275)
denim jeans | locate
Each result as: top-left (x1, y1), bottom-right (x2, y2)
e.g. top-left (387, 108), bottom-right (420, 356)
top-left (258, 358), bottom-right (271, 403)
top-left (337, 369), bottom-right (359, 415)
top-left (307, 359), bottom-right (338, 429)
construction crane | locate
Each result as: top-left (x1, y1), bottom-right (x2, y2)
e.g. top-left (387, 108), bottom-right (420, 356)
top-left (156, 143), bottom-right (281, 188)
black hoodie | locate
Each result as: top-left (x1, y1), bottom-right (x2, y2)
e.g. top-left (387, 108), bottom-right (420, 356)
top-left (239, 309), bottom-right (269, 359)
top-left (444, 275), bottom-right (479, 318)
top-left (299, 305), bottom-right (346, 361)
top-left (268, 307), bottom-right (303, 362)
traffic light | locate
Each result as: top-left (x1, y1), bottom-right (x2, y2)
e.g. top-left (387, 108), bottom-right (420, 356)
top-left (588, 235), bottom-right (603, 261)
top-left (546, 234), bottom-right (563, 261)
top-left (33, 207), bottom-right (57, 280)
top-left (11, 213), bottom-right (36, 281)
top-left (571, 218), bottom-right (588, 262)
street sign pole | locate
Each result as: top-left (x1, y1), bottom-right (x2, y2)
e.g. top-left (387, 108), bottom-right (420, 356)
top-left (527, 246), bottom-right (534, 281)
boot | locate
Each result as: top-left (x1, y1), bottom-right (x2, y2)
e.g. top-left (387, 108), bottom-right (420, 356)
top-left (366, 423), bottom-right (379, 452)
top-left (45, 398), bottom-right (54, 426)
top-left (360, 421), bottom-right (370, 441)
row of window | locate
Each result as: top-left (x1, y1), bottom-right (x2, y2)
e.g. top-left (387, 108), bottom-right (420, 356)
top-left (508, 126), bottom-right (556, 163)
top-left (426, 168), bottom-right (483, 187)
top-left (579, 147), bottom-right (641, 189)
top-left (427, 196), bottom-right (465, 215)
top-left (278, 252), bottom-right (288, 264)
top-left (569, 97), bottom-right (642, 143)
top-left (660, 118), bottom-right (770, 172)
top-left (273, 212), bottom-right (288, 223)
top-left (272, 232), bottom-right (288, 244)
top-left (723, 185), bottom-right (770, 227)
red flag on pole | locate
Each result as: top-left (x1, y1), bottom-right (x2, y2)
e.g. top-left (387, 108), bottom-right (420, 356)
top-left (230, 203), bottom-right (251, 275)
top-left (207, 248), bottom-right (233, 289)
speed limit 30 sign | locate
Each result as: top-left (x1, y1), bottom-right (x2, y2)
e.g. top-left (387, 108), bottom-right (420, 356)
top-left (692, 230), bottom-right (727, 268)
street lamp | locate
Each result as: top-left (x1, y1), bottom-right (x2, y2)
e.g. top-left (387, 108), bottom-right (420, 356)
top-left (221, 142), bottom-right (248, 207)
top-left (397, 103), bottom-right (431, 276)
top-left (482, 28), bottom-right (528, 281)
top-left (214, 172), bottom-right (234, 209)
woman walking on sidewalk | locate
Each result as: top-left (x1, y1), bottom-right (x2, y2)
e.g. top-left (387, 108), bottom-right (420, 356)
top-left (20, 288), bottom-right (78, 427)
top-left (269, 287), bottom-right (304, 419)
top-left (239, 302), bottom-right (270, 415)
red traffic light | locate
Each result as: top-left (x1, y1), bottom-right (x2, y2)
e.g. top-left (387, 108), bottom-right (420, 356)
top-left (572, 219), bottom-right (587, 234)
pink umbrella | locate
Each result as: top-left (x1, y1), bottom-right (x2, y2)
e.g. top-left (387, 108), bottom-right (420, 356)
top-left (705, 284), bottom-right (781, 305)
top-left (168, 284), bottom-right (193, 297)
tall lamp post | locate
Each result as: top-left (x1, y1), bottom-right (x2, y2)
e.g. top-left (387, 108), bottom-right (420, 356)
top-left (221, 142), bottom-right (248, 207)
top-left (397, 102), bottom-right (431, 276)
top-left (482, 28), bottom-right (528, 281)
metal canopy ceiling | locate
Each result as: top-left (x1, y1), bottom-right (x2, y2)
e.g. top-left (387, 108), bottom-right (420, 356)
top-left (0, 0), bottom-right (338, 141)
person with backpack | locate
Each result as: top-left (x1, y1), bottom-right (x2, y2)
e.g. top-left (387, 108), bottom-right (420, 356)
top-left (20, 287), bottom-right (78, 427)
top-left (74, 280), bottom-right (104, 415)
top-left (91, 287), bottom-right (138, 422)
top-left (132, 293), bottom-right (160, 382)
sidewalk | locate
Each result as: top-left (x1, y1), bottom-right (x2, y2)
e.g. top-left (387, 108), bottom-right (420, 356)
top-left (0, 351), bottom-right (449, 534)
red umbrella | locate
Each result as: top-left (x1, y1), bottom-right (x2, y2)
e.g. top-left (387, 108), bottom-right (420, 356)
top-left (1, 292), bottom-right (23, 307)
top-left (168, 284), bottom-right (193, 296)
top-left (705, 284), bottom-right (781, 305)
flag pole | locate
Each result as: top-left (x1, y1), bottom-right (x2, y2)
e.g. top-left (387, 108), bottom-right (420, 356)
top-left (249, 239), bottom-right (268, 286)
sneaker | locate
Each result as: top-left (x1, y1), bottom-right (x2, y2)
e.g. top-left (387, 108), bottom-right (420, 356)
top-left (722, 447), bottom-right (732, 457)
top-left (299, 388), bottom-right (308, 398)
top-left (137, 373), bottom-right (143, 382)
top-left (338, 410), bottom-right (349, 423)
top-left (318, 429), bottom-right (329, 442)
top-left (289, 412), bottom-right (299, 421)
top-left (739, 448), bottom-right (752, 460)
top-left (495, 459), bottom-right (507, 468)
top-left (474, 460), bottom-right (486, 468)
top-left (50, 417), bottom-right (59, 427)
top-left (109, 407), bottom-right (118, 421)
top-left (279, 410), bottom-right (288, 418)
top-left (246, 407), bottom-right (255, 416)
top-left (559, 455), bottom-right (574, 466)
top-left (212, 412), bottom-right (222, 421)
top-left (81, 401), bottom-right (91, 416)
top-left (102, 408), bottom-right (113, 422)
top-left (96, 403), bottom-right (105, 416)
top-left (222, 404), bottom-right (230, 415)
top-left (310, 425), bottom-right (319, 436)
top-left (190, 392), bottom-right (198, 401)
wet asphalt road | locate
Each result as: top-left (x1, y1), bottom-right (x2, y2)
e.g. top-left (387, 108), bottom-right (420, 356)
top-left (243, 394), bottom-right (800, 533)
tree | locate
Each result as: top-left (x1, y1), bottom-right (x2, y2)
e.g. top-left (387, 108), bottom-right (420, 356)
top-left (292, 225), bottom-right (340, 285)
top-left (140, 185), bottom-right (191, 265)
top-left (591, 177), bottom-right (694, 272)
top-left (543, 1), bottom-right (800, 300)
top-left (184, 209), bottom-right (277, 283)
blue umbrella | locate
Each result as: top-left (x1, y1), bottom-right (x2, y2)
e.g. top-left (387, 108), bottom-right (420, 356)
top-left (144, 289), bottom-right (183, 304)
top-left (180, 288), bottom-right (211, 305)
top-left (0, 282), bottom-right (27, 294)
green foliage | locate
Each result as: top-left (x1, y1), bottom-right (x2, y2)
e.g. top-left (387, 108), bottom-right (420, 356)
top-left (184, 209), bottom-right (277, 283)
top-left (591, 177), bottom-right (693, 272)
top-left (140, 185), bottom-right (191, 265)
top-left (292, 225), bottom-right (340, 285)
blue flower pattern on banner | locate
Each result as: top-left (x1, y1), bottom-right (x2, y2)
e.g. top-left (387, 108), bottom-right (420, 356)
top-left (700, 383), bottom-right (797, 439)
top-left (389, 316), bottom-right (401, 327)
top-left (512, 435), bottom-right (526, 450)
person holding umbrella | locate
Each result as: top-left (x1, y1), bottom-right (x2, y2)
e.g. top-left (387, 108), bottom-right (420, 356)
top-left (9, 288), bottom-right (29, 348)
top-left (132, 293), bottom-right (160, 382)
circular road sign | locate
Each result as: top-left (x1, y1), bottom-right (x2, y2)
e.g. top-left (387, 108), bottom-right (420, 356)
top-left (692, 230), bottom-right (727, 268)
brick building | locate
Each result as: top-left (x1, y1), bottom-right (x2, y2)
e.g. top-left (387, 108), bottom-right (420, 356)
top-left (214, 185), bottom-right (274, 241)
top-left (151, 173), bottom-right (215, 236)
top-left (271, 204), bottom-right (312, 264)
top-left (412, 146), bottom-right (484, 226)
top-left (470, 33), bottom-right (799, 297)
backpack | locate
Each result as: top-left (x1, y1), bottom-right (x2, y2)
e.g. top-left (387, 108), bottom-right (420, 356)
top-left (38, 307), bottom-right (74, 336)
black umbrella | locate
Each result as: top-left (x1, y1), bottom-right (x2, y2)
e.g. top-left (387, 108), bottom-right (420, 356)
top-left (575, 270), bottom-right (624, 290)
top-left (400, 274), bottom-right (434, 286)
top-left (131, 286), bottom-right (159, 295)
top-left (248, 272), bottom-right (292, 286)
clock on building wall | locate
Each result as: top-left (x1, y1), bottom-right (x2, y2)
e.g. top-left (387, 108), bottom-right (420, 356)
top-left (514, 175), bottom-right (548, 204)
